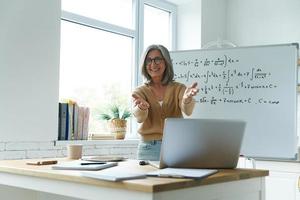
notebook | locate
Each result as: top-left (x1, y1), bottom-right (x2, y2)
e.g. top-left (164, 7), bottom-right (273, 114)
top-left (52, 160), bottom-right (117, 171)
top-left (81, 156), bottom-right (125, 162)
top-left (147, 168), bottom-right (218, 179)
top-left (152, 118), bottom-right (246, 169)
top-left (80, 171), bottom-right (146, 181)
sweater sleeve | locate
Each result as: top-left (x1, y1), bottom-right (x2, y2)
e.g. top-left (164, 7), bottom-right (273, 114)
top-left (132, 87), bottom-right (149, 123)
top-left (179, 85), bottom-right (196, 116)
top-left (181, 99), bottom-right (196, 116)
top-left (133, 105), bottom-right (148, 123)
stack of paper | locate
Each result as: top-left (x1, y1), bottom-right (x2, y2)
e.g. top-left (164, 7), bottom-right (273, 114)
top-left (147, 168), bottom-right (218, 179)
top-left (52, 160), bottom-right (117, 171)
top-left (80, 171), bottom-right (146, 181)
top-left (81, 155), bottom-right (125, 162)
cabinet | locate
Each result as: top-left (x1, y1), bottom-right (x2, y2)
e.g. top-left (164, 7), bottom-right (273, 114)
top-left (239, 158), bottom-right (300, 200)
top-left (265, 172), bottom-right (298, 200)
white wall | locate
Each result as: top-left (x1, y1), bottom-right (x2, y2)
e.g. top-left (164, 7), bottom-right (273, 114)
top-left (176, 0), bottom-right (202, 50)
top-left (177, 0), bottom-right (300, 48)
top-left (201, 0), bottom-right (227, 46)
top-left (0, 0), bottom-right (60, 141)
top-left (176, 0), bottom-right (227, 50)
top-left (226, 0), bottom-right (300, 46)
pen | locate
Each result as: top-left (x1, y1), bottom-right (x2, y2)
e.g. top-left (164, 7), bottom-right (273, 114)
top-left (80, 162), bottom-right (106, 165)
top-left (26, 160), bottom-right (58, 165)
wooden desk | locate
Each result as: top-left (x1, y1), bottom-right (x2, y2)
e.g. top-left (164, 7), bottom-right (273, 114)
top-left (0, 159), bottom-right (268, 200)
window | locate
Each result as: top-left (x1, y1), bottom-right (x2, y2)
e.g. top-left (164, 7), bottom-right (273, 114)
top-left (62, 0), bottom-right (133, 28)
top-left (60, 0), bottom-right (176, 138)
top-left (60, 21), bottom-right (133, 134)
top-left (144, 4), bottom-right (172, 50)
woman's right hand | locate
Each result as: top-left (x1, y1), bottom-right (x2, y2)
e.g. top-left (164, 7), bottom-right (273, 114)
top-left (132, 94), bottom-right (150, 110)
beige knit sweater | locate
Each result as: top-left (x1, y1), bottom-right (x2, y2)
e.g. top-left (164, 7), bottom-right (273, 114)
top-left (132, 82), bottom-right (196, 141)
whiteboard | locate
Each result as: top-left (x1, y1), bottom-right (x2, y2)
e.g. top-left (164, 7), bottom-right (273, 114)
top-left (171, 44), bottom-right (298, 160)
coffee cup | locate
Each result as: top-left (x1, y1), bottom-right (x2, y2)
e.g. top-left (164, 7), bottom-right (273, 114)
top-left (67, 144), bottom-right (83, 159)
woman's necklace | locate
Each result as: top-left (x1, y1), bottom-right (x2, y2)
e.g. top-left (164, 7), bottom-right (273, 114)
top-left (150, 85), bottom-right (166, 101)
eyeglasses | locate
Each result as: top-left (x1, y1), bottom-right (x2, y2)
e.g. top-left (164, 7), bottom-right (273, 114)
top-left (145, 57), bottom-right (164, 65)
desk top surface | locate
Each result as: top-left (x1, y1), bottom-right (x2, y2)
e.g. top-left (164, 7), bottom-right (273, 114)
top-left (0, 158), bottom-right (268, 193)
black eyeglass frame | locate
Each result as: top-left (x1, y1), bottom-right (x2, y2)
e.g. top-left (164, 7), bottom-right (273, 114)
top-left (145, 57), bottom-right (164, 65)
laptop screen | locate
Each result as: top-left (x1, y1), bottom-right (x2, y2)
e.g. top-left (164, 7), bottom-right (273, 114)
top-left (159, 118), bottom-right (246, 169)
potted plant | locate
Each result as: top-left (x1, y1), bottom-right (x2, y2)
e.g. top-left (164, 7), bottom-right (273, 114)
top-left (99, 105), bottom-right (131, 139)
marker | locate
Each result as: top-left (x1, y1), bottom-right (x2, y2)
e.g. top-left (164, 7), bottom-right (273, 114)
top-left (80, 162), bottom-right (106, 165)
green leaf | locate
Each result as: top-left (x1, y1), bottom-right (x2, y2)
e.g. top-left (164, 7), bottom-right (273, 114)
top-left (121, 109), bottom-right (131, 120)
top-left (110, 105), bottom-right (120, 119)
top-left (99, 113), bottom-right (111, 120)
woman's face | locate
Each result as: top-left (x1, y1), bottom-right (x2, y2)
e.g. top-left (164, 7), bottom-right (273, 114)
top-left (145, 50), bottom-right (166, 81)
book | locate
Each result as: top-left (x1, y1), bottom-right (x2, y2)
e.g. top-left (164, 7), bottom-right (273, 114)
top-left (58, 103), bottom-right (68, 140)
top-left (52, 160), bottom-right (117, 171)
top-left (82, 107), bottom-right (90, 140)
top-left (73, 103), bottom-right (79, 140)
top-left (147, 168), bottom-right (218, 179)
top-left (58, 103), bottom-right (61, 140)
top-left (80, 171), bottom-right (146, 181)
top-left (77, 106), bottom-right (84, 140)
top-left (67, 100), bottom-right (75, 140)
top-left (88, 133), bottom-right (114, 140)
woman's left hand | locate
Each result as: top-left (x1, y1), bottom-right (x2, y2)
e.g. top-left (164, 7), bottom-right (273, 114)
top-left (183, 82), bottom-right (199, 103)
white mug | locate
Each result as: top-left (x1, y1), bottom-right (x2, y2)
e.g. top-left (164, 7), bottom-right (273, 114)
top-left (67, 144), bottom-right (83, 159)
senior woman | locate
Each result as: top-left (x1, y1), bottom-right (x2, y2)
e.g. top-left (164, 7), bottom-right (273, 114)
top-left (132, 44), bottom-right (199, 161)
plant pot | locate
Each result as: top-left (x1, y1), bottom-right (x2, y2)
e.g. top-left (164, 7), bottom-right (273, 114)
top-left (109, 119), bottom-right (127, 140)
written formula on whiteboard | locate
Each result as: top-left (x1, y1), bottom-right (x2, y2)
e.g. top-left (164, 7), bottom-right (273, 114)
top-left (173, 55), bottom-right (239, 68)
top-left (173, 55), bottom-right (278, 105)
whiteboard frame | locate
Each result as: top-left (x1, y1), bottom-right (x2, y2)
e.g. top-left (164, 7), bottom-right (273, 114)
top-left (170, 43), bottom-right (299, 160)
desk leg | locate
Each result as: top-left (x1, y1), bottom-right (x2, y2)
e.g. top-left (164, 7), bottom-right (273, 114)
top-left (260, 178), bottom-right (266, 200)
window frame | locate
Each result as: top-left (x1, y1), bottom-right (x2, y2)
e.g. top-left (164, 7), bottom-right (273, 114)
top-left (139, 0), bottom-right (177, 52)
top-left (60, 0), bottom-right (177, 138)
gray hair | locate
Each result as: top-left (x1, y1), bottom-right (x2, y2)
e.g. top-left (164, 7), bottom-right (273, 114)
top-left (140, 44), bottom-right (174, 85)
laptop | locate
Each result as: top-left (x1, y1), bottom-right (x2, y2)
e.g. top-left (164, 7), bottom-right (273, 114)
top-left (150, 118), bottom-right (246, 169)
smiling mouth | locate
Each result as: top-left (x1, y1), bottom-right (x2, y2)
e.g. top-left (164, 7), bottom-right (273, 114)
top-left (149, 67), bottom-right (160, 72)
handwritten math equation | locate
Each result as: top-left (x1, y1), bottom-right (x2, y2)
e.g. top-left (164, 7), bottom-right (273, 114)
top-left (172, 55), bottom-right (239, 68)
top-left (196, 96), bottom-right (279, 105)
top-left (196, 82), bottom-right (277, 95)
top-left (175, 68), bottom-right (272, 84)
top-left (173, 55), bottom-right (280, 106)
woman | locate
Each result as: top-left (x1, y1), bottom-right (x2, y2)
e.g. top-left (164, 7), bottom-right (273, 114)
top-left (132, 44), bottom-right (199, 161)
